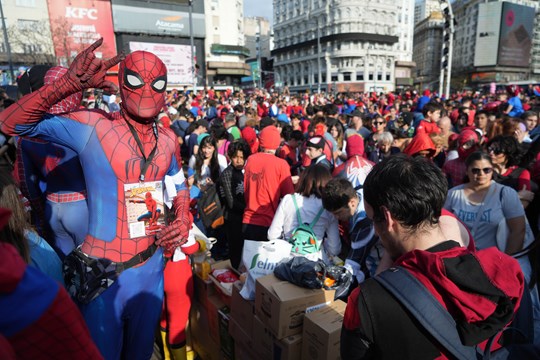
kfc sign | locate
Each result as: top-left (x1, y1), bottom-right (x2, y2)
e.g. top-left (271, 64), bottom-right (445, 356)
top-left (65, 7), bottom-right (98, 20)
top-left (48, 0), bottom-right (116, 66)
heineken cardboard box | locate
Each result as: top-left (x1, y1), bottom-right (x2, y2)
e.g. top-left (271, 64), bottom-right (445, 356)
top-left (255, 274), bottom-right (335, 339)
top-left (301, 299), bottom-right (347, 360)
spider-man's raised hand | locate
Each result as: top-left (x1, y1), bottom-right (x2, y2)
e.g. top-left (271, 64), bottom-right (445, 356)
top-left (155, 188), bottom-right (193, 253)
top-left (56, 38), bottom-right (123, 95)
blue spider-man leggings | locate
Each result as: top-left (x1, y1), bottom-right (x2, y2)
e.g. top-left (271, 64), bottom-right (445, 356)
top-left (80, 248), bottom-right (164, 360)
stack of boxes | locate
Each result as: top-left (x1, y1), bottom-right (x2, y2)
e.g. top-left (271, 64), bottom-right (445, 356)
top-left (190, 262), bottom-right (347, 360)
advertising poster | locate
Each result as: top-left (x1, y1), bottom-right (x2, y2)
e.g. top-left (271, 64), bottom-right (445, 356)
top-left (47, 0), bottom-right (117, 66)
top-left (129, 41), bottom-right (194, 85)
top-left (497, 2), bottom-right (534, 67)
top-left (124, 181), bottom-right (165, 239)
top-left (474, 3), bottom-right (503, 67)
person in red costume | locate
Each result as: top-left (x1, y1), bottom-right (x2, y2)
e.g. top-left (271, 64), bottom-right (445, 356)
top-left (0, 208), bottom-right (103, 360)
top-left (0, 39), bottom-right (194, 359)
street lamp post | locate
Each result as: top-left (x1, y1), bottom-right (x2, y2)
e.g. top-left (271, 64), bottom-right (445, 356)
top-left (316, 18), bottom-right (321, 94)
top-left (188, 0), bottom-right (197, 94)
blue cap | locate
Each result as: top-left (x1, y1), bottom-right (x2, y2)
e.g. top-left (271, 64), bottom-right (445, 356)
top-left (277, 113), bottom-right (290, 124)
top-left (187, 167), bottom-right (195, 178)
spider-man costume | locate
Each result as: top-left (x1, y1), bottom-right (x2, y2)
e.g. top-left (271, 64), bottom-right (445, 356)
top-left (0, 39), bottom-right (193, 359)
top-left (16, 66), bottom-right (88, 256)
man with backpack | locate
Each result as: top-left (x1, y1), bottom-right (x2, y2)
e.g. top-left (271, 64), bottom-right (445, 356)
top-left (340, 154), bottom-right (535, 359)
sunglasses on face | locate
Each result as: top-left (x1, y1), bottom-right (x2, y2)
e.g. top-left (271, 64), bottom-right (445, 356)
top-left (374, 121), bottom-right (385, 125)
top-left (471, 167), bottom-right (493, 175)
top-left (488, 146), bottom-right (504, 155)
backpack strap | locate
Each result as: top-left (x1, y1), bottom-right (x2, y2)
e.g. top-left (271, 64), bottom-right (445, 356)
top-left (309, 207), bottom-right (325, 228)
top-left (292, 194), bottom-right (324, 228)
top-left (374, 267), bottom-right (478, 360)
top-left (292, 195), bottom-right (303, 225)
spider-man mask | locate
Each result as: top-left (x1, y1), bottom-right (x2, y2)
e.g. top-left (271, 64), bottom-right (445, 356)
top-left (118, 51), bottom-right (167, 123)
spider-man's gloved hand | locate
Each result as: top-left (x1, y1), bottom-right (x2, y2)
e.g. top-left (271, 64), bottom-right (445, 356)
top-left (155, 188), bottom-right (193, 253)
top-left (55, 38), bottom-right (123, 97)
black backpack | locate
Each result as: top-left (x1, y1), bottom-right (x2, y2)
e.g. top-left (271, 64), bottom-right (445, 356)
top-left (197, 184), bottom-right (225, 230)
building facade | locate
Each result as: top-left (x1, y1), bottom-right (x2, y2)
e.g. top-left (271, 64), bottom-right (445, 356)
top-left (272, 0), bottom-right (413, 93)
top-left (413, 0), bottom-right (441, 25)
top-left (452, 0), bottom-right (539, 86)
top-left (0, 0), bottom-right (55, 83)
top-left (412, 11), bottom-right (443, 89)
top-left (204, 0), bottom-right (250, 87)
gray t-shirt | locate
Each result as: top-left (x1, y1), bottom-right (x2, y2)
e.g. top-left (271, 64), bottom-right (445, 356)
top-left (444, 181), bottom-right (524, 250)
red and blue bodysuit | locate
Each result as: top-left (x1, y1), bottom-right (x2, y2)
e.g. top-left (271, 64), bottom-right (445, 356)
top-left (0, 41), bottom-right (193, 359)
top-left (16, 66), bottom-right (88, 256)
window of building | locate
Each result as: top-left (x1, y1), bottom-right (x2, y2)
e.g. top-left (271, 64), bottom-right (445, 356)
top-left (377, 72), bottom-right (382, 81)
top-left (356, 72), bottom-right (364, 81)
top-left (343, 72), bottom-right (351, 81)
top-left (386, 74), bottom-right (391, 81)
top-left (17, 19), bottom-right (38, 30)
top-left (16, 0), bottom-right (35, 7)
top-left (369, 72), bottom-right (374, 81)
top-left (331, 74), bottom-right (338, 82)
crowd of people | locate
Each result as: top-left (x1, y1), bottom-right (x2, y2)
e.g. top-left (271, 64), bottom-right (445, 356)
top-left (1, 38), bottom-right (540, 359)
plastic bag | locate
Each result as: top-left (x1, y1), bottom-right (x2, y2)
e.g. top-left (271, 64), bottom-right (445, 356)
top-left (274, 256), bottom-right (353, 301)
top-left (273, 256), bottom-right (325, 289)
top-left (239, 239), bottom-right (292, 300)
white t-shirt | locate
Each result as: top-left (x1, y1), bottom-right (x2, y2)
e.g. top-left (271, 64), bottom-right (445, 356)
top-left (444, 181), bottom-right (524, 250)
top-left (268, 193), bottom-right (341, 264)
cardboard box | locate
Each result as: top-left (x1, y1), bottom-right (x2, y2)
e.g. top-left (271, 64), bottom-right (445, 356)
top-left (301, 300), bottom-right (347, 360)
top-left (218, 307), bottom-right (234, 359)
top-left (229, 318), bottom-right (258, 360)
top-left (274, 333), bottom-right (303, 360)
top-left (209, 260), bottom-right (240, 308)
top-left (255, 274), bottom-right (335, 339)
top-left (193, 271), bottom-right (215, 310)
top-left (230, 282), bottom-right (255, 335)
top-left (252, 315), bottom-right (303, 360)
top-left (208, 295), bottom-right (228, 344)
top-left (253, 315), bottom-right (275, 360)
top-left (189, 301), bottom-right (221, 360)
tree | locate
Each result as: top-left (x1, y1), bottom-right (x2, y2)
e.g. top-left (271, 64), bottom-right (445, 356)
top-left (6, 19), bottom-right (56, 65)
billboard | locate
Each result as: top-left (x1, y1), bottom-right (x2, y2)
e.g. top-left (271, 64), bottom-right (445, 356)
top-left (129, 42), bottom-right (194, 85)
top-left (112, 4), bottom-right (205, 38)
top-left (474, 2), bottom-right (534, 68)
top-left (47, 0), bottom-right (117, 66)
top-left (474, 3), bottom-right (503, 67)
top-left (498, 2), bottom-right (535, 67)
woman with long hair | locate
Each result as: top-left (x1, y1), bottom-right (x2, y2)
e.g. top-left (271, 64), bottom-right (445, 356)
top-left (268, 165), bottom-right (340, 264)
top-left (0, 169), bottom-right (63, 283)
top-left (188, 134), bottom-right (227, 189)
top-left (487, 135), bottom-right (534, 208)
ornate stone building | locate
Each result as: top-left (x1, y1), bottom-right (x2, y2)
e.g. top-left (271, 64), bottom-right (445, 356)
top-left (272, 0), bottom-right (414, 93)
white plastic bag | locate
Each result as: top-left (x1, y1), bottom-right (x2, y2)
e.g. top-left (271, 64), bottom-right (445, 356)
top-left (239, 240), bottom-right (292, 300)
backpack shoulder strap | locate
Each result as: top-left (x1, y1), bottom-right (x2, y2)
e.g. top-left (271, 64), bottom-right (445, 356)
top-left (375, 267), bottom-right (478, 360)
top-left (292, 195), bottom-right (303, 225)
top-left (309, 207), bottom-right (325, 228)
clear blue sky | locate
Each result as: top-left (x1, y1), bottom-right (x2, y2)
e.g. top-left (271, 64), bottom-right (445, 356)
top-left (244, 0), bottom-right (272, 20)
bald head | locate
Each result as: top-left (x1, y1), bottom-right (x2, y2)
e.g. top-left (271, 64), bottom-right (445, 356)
top-left (437, 116), bottom-right (452, 136)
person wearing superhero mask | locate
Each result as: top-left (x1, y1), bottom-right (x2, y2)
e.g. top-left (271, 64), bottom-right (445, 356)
top-left (0, 39), bottom-right (196, 359)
